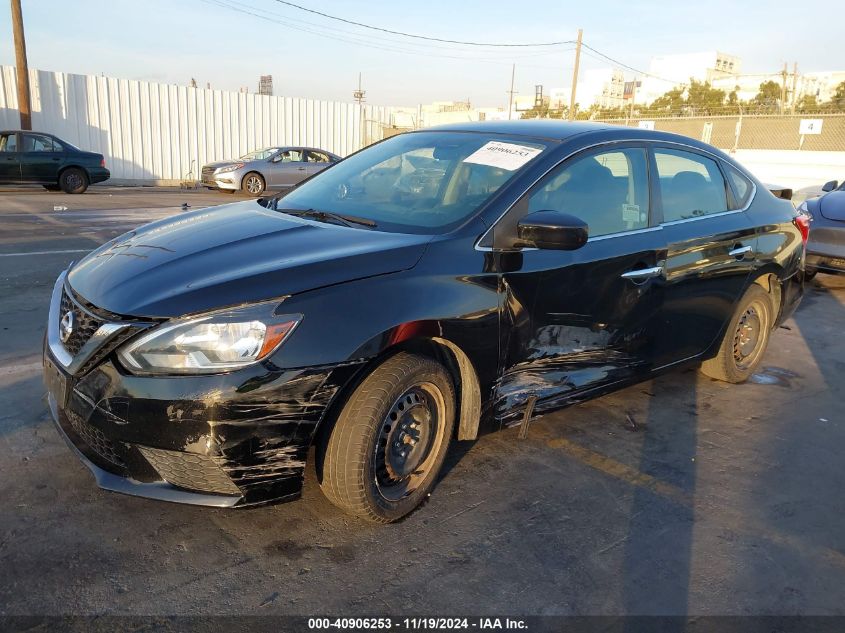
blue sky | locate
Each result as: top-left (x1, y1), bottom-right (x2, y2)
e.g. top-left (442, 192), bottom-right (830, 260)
top-left (0, 0), bottom-right (840, 107)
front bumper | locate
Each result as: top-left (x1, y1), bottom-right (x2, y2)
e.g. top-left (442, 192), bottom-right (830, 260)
top-left (201, 169), bottom-right (240, 191)
top-left (43, 272), bottom-right (360, 507)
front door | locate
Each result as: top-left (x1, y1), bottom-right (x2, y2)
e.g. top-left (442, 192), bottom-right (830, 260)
top-left (650, 146), bottom-right (758, 367)
top-left (267, 148), bottom-right (308, 188)
top-left (496, 144), bottom-right (666, 423)
top-left (19, 133), bottom-right (63, 182)
top-left (0, 132), bottom-right (21, 183)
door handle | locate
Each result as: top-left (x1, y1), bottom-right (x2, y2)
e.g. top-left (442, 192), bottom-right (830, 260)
top-left (729, 245), bottom-right (753, 259)
top-left (297, 166), bottom-right (306, 171)
top-left (621, 265), bottom-right (664, 282)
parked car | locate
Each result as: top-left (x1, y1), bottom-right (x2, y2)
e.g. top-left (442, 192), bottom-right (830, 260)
top-left (0, 130), bottom-right (109, 193)
top-left (797, 178), bottom-right (845, 278)
top-left (44, 121), bottom-right (806, 523)
top-left (201, 146), bottom-right (340, 196)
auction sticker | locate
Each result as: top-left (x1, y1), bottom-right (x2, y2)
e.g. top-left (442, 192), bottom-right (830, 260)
top-left (463, 141), bottom-right (542, 171)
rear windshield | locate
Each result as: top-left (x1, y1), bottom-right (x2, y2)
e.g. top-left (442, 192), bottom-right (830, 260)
top-left (274, 132), bottom-right (550, 234)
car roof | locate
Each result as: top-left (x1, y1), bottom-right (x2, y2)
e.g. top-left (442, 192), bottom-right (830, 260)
top-left (422, 120), bottom-right (615, 140)
top-left (1, 130), bottom-right (57, 135)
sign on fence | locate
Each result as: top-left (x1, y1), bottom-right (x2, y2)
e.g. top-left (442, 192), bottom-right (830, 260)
top-left (638, 120), bottom-right (655, 130)
top-left (799, 119), bottom-right (824, 135)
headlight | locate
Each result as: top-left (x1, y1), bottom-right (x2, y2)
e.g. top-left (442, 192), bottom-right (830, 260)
top-left (216, 163), bottom-right (244, 174)
top-left (118, 303), bottom-right (301, 375)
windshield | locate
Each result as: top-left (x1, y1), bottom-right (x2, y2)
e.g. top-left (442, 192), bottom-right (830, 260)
top-left (239, 147), bottom-right (281, 161)
top-left (274, 132), bottom-right (550, 234)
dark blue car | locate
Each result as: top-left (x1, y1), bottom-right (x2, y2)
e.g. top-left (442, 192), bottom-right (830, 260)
top-left (799, 179), bottom-right (845, 278)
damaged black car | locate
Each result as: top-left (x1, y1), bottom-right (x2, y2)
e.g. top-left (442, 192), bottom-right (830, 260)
top-left (43, 121), bottom-right (807, 523)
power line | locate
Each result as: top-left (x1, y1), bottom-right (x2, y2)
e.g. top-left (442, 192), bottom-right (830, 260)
top-left (203, 0), bottom-right (572, 66)
top-left (580, 43), bottom-right (683, 84)
top-left (267, 0), bottom-right (576, 47)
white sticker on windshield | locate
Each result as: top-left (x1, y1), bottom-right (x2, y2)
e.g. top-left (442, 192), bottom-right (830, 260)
top-left (463, 141), bottom-right (542, 171)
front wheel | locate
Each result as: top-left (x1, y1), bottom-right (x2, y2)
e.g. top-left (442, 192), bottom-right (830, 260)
top-left (241, 172), bottom-right (265, 196)
top-left (59, 168), bottom-right (88, 194)
top-left (318, 352), bottom-right (455, 523)
top-left (700, 284), bottom-right (774, 383)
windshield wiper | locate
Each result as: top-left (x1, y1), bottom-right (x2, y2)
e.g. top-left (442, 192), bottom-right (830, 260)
top-left (277, 207), bottom-right (377, 228)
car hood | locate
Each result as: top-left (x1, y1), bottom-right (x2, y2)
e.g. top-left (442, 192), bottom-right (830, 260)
top-left (67, 200), bottom-right (430, 318)
top-left (819, 191), bottom-right (845, 222)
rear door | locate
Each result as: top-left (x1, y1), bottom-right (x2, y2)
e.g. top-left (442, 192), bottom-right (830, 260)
top-left (496, 144), bottom-right (667, 421)
top-left (19, 133), bottom-right (64, 183)
top-left (651, 145), bottom-right (758, 367)
top-left (0, 132), bottom-right (21, 183)
top-left (267, 148), bottom-right (308, 188)
top-left (305, 150), bottom-right (333, 177)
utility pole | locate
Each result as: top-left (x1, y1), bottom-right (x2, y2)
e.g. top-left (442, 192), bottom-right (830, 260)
top-left (629, 77), bottom-right (638, 122)
top-left (568, 29), bottom-right (583, 121)
top-left (507, 63), bottom-right (516, 120)
top-left (791, 62), bottom-right (798, 114)
top-left (10, 0), bottom-right (32, 130)
top-left (780, 62), bottom-right (788, 115)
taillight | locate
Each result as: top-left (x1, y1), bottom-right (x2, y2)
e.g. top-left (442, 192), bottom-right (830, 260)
top-left (793, 214), bottom-right (810, 244)
top-left (100, 158), bottom-right (106, 168)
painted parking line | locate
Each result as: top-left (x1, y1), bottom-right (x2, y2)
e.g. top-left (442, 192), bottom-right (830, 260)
top-left (0, 249), bottom-right (92, 257)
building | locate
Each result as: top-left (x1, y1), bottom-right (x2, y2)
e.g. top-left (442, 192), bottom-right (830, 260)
top-left (258, 75), bottom-right (273, 96)
top-left (574, 68), bottom-right (627, 110)
top-left (710, 69), bottom-right (845, 108)
top-left (639, 51), bottom-right (741, 104)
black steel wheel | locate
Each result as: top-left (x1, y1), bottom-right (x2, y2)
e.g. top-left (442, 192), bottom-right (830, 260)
top-left (318, 352), bottom-right (455, 523)
top-left (701, 283), bottom-right (774, 383)
top-left (59, 168), bottom-right (89, 194)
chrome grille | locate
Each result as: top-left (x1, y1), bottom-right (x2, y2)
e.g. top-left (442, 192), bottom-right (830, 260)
top-left (66, 409), bottom-right (126, 469)
top-left (59, 288), bottom-right (104, 357)
top-left (201, 166), bottom-right (216, 182)
top-left (137, 446), bottom-right (241, 495)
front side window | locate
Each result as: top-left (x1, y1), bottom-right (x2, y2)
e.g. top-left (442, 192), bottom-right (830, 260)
top-left (527, 147), bottom-right (650, 237)
top-left (22, 134), bottom-right (56, 152)
top-left (655, 148), bottom-right (729, 222)
top-left (274, 132), bottom-right (549, 234)
top-left (278, 149), bottom-right (304, 162)
top-left (0, 133), bottom-right (17, 152)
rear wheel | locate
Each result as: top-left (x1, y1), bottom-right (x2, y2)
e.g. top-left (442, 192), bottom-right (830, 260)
top-left (318, 352), bottom-right (455, 523)
top-left (242, 172), bottom-right (265, 196)
top-left (700, 284), bottom-right (774, 383)
top-left (59, 168), bottom-right (88, 194)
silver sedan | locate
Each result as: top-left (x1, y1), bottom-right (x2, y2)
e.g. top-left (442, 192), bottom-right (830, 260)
top-left (201, 146), bottom-right (340, 196)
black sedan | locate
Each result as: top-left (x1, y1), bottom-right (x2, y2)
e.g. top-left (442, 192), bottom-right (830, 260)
top-left (42, 121), bottom-right (806, 523)
top-left (0, 130), bottom-right (110, 193)
top-left (799, 179), bottom-right (845, 278)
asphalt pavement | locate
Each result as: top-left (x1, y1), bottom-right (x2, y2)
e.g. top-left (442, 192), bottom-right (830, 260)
top-left (1, 185), bottom-right (844, 617)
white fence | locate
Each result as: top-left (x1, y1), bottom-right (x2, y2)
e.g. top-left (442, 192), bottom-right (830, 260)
top-left (0, 66), bottom-right (396, 183)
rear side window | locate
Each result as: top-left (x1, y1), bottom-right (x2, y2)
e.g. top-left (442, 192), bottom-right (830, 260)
top-left (306, 151), bottom-right (330, 163)
top-left (655, 148), bottom-right (729, 222)
top-left (528, 147), bottom-right (650, 237)
top-left (725, 164), bottom-right (753, 208)
top-left (22, 134), bottom-right (57, 152)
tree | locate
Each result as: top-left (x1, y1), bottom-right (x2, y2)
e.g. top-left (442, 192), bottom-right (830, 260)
top-left (750, 80), bottom-right (782, 113)
top-left (685, 79), bottom-right (726, 115)
top-left (644, 86), bottom-right (685, 116)
top-left (824, 81), bottom-right (845, 112)
top-left (795, 94), bottom-right (818, 113)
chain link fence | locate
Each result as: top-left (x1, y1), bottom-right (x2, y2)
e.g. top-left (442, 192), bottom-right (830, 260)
top-left (592, 114), bottom-right (845, 152)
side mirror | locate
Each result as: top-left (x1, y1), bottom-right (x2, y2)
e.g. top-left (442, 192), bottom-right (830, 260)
top-left (822, 180), bottom-right (839, 192)
top-left (516, 210), bottom-right (589, 251)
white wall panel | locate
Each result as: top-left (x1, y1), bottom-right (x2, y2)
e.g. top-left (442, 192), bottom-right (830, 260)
top-left (0, 66), bottom-right (400, 183)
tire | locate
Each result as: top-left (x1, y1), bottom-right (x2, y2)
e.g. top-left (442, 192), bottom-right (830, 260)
top-left (241, 172), bottom-right (265, 196)
top-left (43, 184), bottom-right (61, 191)
top-left (804, 269), bottom-right (817, 281)
top-left (700, 284), bottom-right (774, 383)
top-left (318, 352), bottom-right (455, 523)
top-left (59, 168), bottom-right (89, 194)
